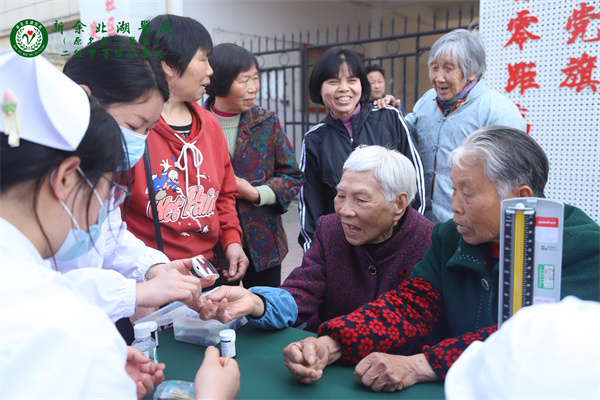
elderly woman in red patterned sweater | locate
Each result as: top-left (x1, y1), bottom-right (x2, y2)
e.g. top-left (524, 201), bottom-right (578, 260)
top-left (196, 145), bottom-right (433, 333)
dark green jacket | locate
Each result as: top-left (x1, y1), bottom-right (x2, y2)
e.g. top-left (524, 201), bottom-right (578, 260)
top-left (411, 203), bottom-right (600, 337)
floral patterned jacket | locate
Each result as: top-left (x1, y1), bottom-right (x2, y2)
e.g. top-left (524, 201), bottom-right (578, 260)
top-left (319, 203), bottom-right (600, 378)
top-left (214, 105), bottom-right (304, 272)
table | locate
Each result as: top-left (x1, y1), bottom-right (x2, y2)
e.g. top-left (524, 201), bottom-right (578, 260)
top-left (154, 324), bottom-right (445, 399)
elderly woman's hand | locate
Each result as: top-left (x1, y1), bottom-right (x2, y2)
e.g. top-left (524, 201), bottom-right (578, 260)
top-left (283, 336), bottom-right (342, 384)
top-left (221, 243), bottom-right (249, 281)
top-left (373, 94), bottom-right (401, 110)
top-left (235, 176), bottom-right (260, 203)
top-left (197, 286), bottom-right (264, 323)
top-left (353, 352), bottom-right (438, 392)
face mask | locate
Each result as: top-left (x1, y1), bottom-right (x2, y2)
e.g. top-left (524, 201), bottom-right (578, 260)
top-left (53, 168), bottom-right (110, 262)
top-left (120, 126), bottom-right (147, 168)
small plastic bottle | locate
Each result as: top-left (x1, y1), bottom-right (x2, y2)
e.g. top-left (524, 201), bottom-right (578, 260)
top-left (219, 329), bottom-right (236, 358)
top-left (132, 322), bottom-right (158, 363)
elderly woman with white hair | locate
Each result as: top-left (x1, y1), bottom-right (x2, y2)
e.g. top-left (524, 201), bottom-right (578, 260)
top-left (283, 126), bottom-right (599, 391)
top-left (386, 28), bottom-right (527, 223)
top-left (196, 145), bottom-right (434, 333)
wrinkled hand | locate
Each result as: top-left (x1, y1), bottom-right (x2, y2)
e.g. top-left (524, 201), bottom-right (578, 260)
top-left (373, 94), bottom-right (401, 110)
top-left (197, 286), bottom-right (263, 323)
top-left (235, 176), bottom-right (260, 203)
top-left (136, 268), bottom-right (209, 309)
top-left (125, 346), bottom-right (165, 399)
top-left (282, 336), bottom-right (342, 384)
top-left (221, 243), bottom-right (249, 281)
top-left (353, 352), bottom-right (438, 392)
top-left (194, 346), bottom-right (240, 400)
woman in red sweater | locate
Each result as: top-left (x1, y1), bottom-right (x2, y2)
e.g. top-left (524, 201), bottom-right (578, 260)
top-left (125, 14), bottom-right (248, 281)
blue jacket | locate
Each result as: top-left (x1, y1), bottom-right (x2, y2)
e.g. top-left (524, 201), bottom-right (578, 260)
top-left (405, 80), bottom-right (527, 223)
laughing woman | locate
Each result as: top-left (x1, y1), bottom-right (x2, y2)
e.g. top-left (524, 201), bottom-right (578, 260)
top-left (298, 47), bottom-right (425, 252)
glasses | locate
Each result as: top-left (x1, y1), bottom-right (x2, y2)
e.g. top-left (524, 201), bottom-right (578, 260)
top-left (101, 175), bottom-right (131, 211)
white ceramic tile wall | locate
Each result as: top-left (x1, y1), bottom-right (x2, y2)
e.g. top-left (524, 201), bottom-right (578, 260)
top-left (482, 0), bottom-right (600, 222)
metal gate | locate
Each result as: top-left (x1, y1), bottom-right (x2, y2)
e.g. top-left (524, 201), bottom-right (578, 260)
top-left (243, 6), bottom-right (475, 154)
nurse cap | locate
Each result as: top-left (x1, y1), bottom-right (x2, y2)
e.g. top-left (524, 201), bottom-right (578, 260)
top-left (0, 49), bottom-right (90, 151)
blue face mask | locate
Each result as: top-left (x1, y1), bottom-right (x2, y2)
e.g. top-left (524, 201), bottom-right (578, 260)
top-left (53, 168), bottom-right (110, 262)
top-left (120, 126), bottom-right (147, 169)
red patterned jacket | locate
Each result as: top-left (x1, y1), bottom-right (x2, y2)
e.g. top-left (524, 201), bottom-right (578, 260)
top-left (319, 204), bottom-right (600, 378)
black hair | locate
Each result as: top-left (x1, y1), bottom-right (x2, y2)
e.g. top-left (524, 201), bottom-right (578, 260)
top-left (1, 96), bottom-right (128, 257)
top-left (63, 35), bottom-right (169, 106)
top-left (205, 43), bottom-right (258, 105)
top-left (308, 47), bottom-right (371, 105)
top-left (365, 64), bottom-right (385, 77)
top-left (140, 14), bottom-right (213, 76)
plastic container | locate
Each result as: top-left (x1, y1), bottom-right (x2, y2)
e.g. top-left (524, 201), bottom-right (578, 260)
top-left (172, 305), bottom-right (246, 346)
top-left (134, 301), bottom-right (186, 327)
top-left (135, 288), bottom-right (221, 327)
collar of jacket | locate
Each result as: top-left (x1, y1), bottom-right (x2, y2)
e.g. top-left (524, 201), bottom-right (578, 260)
top-left (445, 230), bottom-right (495, 276)
top-left (354, 207), bottom-right (420, 263)
top-left (239, 105), bottom-right (273, 130)
top-left (430, 79), bottom-right (489, 116)
top-left (322, 102), bottom-right (373, 135)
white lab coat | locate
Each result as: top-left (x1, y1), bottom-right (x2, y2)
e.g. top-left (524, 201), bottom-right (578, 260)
top-left (52, 208), bottom-right (169, 321)
top-left (0, 218), bottom-right (136, 398)
top-left (445, 296), bottom-right (600, 399)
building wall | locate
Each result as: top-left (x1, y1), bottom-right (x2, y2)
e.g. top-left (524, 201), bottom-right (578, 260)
top-left (1, 0), bottom-right (80, 49)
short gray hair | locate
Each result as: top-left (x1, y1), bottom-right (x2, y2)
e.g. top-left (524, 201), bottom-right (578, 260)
top-left (343, 145), bottom-right (416, 203)
top-left (428, 28), bottom-right (486, 81)
top-left (449, 126), bottom-right (548, 199)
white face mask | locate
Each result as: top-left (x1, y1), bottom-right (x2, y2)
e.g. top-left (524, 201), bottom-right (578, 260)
top-left (53, 168), bottom-right (110, 262)
top-left (120, 126), bottom-right (147, 169)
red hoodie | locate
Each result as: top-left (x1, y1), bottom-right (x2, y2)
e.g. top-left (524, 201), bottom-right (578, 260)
top-left (125, 101), bottom-right (242, 262)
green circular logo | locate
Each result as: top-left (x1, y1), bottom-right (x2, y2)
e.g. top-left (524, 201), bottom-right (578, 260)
top-left (10, 19), bottom-right (49, 58)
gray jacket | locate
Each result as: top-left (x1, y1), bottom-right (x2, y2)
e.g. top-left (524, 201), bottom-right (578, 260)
top-left (405, 80), bottom-right (527, 223)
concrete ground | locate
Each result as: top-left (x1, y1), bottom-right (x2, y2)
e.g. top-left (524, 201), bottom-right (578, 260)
top-left (281, 200), bottom-right (304, 281)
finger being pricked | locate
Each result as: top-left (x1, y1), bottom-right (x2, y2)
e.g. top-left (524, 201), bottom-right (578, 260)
top-left (197, 298), bottom-right (219, 319)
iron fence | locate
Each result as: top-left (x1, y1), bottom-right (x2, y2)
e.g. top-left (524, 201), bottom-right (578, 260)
top-left (240, 7), bottom-right (475, 154)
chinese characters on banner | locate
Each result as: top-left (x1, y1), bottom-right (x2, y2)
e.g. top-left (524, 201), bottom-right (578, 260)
top-left (482, 0), bottom-right (599, 221)
top-left (47, 0), bottom-right (177, 60)
top-left (503, 1), bottom-right (599, 133)
top-left (71, 0), bottom-right (167, 58)
top-left (48, 18), bottom-right (161, 58)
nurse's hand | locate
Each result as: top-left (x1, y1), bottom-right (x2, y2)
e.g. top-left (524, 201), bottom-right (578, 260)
top-left (283, 336), bottom-right (342, 384)
top-left (353, 352), bottom-right (438, 392)
top-left (221, 243), bottom-right (249, 282)
top-left (373, 94), bottom-right (401, 110)
top-left (137, 269), bottom-right (212, 309)
top-left (125, 346), bottom-right (165, 399)
top-left (195, 346), bottom-right (240, 400)
top-left (197, 286), bottom-right (264, 323)
top-left (145, 258), bottom-right (213, 281)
